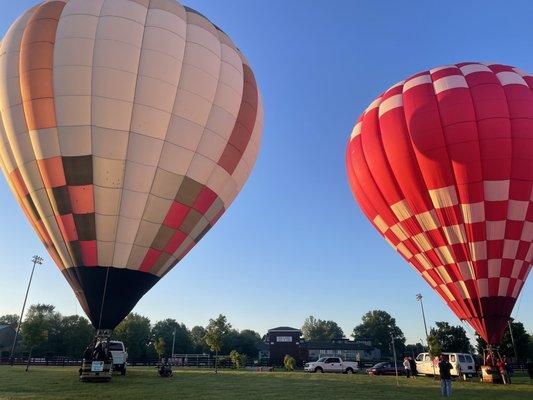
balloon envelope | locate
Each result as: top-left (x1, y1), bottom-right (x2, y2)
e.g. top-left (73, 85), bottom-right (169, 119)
top-left (346, 62), bottom-right (532, 344)
top-left (0, 0), bottom-right (262, 329)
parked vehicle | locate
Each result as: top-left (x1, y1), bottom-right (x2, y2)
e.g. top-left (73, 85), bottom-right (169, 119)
top-left (108, 341), bottom-right (128, 375)
top-left (415, 352), bottom-right (476, 377)
top-left (366, 361), bottom-right (403, 376)
top-left (304, 357), bottom-right (359, 374)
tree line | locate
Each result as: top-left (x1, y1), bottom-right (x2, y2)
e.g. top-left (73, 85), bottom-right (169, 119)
top-left (1, 305), bottom-right (531, 362)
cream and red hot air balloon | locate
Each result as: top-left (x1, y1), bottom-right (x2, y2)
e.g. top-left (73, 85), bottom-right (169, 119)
top-left (0, 0), bottom-right (262, 330)
top-left (346, 62), bottom-right (532, 345)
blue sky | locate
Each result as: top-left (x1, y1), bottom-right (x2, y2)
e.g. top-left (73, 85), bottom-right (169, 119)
top-left (0, 0), bottom-right (531, 344)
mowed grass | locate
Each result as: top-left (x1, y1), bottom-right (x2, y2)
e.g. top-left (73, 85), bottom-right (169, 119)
top-left (0, 366), bottom-right (531, 400)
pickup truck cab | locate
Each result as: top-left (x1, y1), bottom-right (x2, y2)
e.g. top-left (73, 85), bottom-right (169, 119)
top-left (304, 357), bottom-right (359, 374)
top-left (108, 341), bottom-right (128, 375)
top-left (415, 352), bottom-right (476, 378)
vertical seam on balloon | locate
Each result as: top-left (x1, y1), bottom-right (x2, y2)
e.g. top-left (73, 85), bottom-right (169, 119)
top-left (401, 72), bottom-right (472, 322)
top-left (107, 0), bottom-right (150, 270)
top-left (134, 3), bottom-right (190, 275)
top-left (454, 64), bottom-right (487, 324)
top-left (18, 1), bottom-right (77, 268)
top-left (427, 67), bottom-right (483, 325)
top-left (87, 0), bottom-right (106, 269)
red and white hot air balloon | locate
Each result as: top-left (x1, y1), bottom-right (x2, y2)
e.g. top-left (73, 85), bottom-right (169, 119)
top-left (0, 0), bottom-right (262, 330)
top-left (346, 62), bottom-right (532, 345)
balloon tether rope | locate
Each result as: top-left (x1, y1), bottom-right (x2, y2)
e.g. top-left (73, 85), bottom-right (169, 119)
top-left (97, 266), bottom-right (110, 332)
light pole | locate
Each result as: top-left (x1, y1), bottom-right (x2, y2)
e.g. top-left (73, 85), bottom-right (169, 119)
top-left (507, 320), bottom-right (518, 361)
top-left (10, 255), bottom-right (44, 365)
top-left (171, 326), bottom-right (176, 362)
top-left (416, 293), bottom-right (436, 376)
top-left (391, 332), bottom-right (399, 387)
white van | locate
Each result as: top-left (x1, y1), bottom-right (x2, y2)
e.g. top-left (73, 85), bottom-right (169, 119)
top-left (108, 341), bottom-right (128, 375)
top-left (415, 352), bottom-right (476, 378)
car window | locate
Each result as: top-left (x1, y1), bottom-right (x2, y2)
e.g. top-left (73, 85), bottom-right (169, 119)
top-left (424, 355), bottom-right (430, 362)
top-left (325, 358), bottom-right (334, 363)
top-left (416, 354), bottom-right (424, 361)
top-left (458, 355), bottom-right (466, 363)
top-left (317, 358), bottom-right (326, 363)
top-left (108, 343), bottom-right (123, 351)
top-left (466, 355), bottom-right (473, 363)
top-left (450, 355), bottom-right (456, 362)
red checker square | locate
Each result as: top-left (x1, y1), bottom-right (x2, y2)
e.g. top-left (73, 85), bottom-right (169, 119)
top-left (384, 231), bottom-right (400, 247)
top-left (79, 240), bottom-right (98, 267)
top-left (68, 185), bottom-right (95, 214)
top-left (140, 249), bottom-right (162, 273)
top-left (464, 222), bottom-right (486, 242)
top-left (488, 64), bottom-right (514, 73)
top-left (424, 249), bottom-right (442, 266)
top-left (515, 241), bottom-right (530, 260)
top-left (486, 240), bottom-right (504, 259)
top-left (164, 230), bottom-right (187, 254)
top-left (500, 259), bottom-right (514, 277)
top-left (505, 221), bottom-right (523, 241)
top-left (487, 277), bottom-right (500, 297)
top-left (163, 202), bottom-right (190, 229)
top-left (55, 213), bottom-right (78, 242)
top-left (38, 157), bottom-right (66, 188)
top-left (9, 169), bottom-right (29, 196)
top-left (509, 181), bottom-right (532, 199)
top-left (425, 229), bottom-right (446, 248)
top-left (193, 186), bottom-right (217, 214)
top-left (484, 201), bottom-right (508, 221)
top-left (473, 260), bottom-right (488, 279)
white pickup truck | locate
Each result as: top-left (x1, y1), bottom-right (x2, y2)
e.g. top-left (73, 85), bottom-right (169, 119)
top-left (108, 341), bottom-right (128, 375)
top-left (304, 357), bottom-right (359, 374)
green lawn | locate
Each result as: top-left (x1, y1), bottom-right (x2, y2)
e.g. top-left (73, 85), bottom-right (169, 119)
top-left (0, 366), bottom-right (531, 400)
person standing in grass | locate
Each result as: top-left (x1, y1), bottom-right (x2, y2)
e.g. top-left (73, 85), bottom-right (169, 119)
top-left (438, 355), bottom-right (453, 397)
top-left (403, 357), bottom-right (411, 378)
top-left (408, 356), bottom-right (417, 378)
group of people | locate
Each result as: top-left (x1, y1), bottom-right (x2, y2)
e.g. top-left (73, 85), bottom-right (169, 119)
top-left (402, 356), bottom-right (418, 378)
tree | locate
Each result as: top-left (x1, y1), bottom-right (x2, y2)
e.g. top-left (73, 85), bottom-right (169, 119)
top-left (230, 350), bottom-right (246, 369)
top-left (154, 337), bottom-right (166, 361)
top-left (0, 314), bottom-right (19, 328)
top-left (58, 315), bottom-right (93, 358)
top-left (234, 330), bottom-right (262, 358)
top-left (284, 354), bottom-right (296, 371)
top-left (152, 319), bottom-right (191, 356)
top-left (113, 313), bottom-right (152, 361)
top-left (427, 322), bottom-right (471, 354)
top-left (405, 343), bottom-right (425, 358)
top-left (475, 320), bottom-right (531, 362)
top-left (20, 305), bottom-right (50, 371)
top-left (352, 310), bottom-right (405, 357)
top-left (205, 314), bottom-right (231, 373)
top-left (22, 304), bottom-right (61, 359)
top-left (190, 326), bottom-right (208, 353)
top-left (301, 316), bottom-right (344, 341)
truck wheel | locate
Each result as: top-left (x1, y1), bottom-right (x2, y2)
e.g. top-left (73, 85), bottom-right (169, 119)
top-left (121, 367), bottom-right (126, 376)
top-left (346, 368), bottom-right (354, 374)
top-left (315, 367), bottom-right (323, 373)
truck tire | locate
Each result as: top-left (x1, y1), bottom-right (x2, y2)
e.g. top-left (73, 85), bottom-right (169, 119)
top-left (121, 367), bottom-right (126, 376)
top-left (345, 368), bottom-right (354, 374)
top-left (314, 367), bottom-right (323, 373)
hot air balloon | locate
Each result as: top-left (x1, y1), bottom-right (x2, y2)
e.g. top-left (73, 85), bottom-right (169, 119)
top-left (0, 0), bottom-right (262, 332)
top-left (346, 62), bottom-right (532, 346)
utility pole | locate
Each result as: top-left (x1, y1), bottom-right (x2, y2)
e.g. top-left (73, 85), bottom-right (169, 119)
top-left (508, 320), bottom-right (518, 362)
top-left (416, 293), bottom-right (436, 376)
top-left (391, 332), bottom-right (399, 387)
top-left (171, 327), bottom-right (176, 360)
top-left (10, 255), bottom-right (44, 365)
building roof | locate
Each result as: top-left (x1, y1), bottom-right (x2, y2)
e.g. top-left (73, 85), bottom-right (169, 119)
top-left (301, 340), bottom-right (375, 351)
top-left (268, 326), bottom-right (301, 332)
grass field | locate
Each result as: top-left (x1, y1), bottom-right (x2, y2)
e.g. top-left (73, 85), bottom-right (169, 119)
top-left (0, 366), bottom-right (531, 400)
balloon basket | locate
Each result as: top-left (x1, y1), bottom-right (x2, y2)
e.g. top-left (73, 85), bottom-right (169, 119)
top-left (79, 330), bottom-right (113, 383)
top-left (79, 359), bottom-right (113, 383)
top-left (480, 365), bottom-right (503, 384)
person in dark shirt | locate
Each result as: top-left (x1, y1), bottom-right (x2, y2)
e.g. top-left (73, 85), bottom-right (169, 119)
top-left (409, 357), bottom-right (418, 378)
top-left (438, 355), bottom-right (453, 397)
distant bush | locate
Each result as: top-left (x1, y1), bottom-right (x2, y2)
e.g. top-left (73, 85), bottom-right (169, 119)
top-left (284, 355), bottom-right (296, 371)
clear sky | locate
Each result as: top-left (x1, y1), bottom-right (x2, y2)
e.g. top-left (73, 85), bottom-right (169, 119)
top-left (0, 0), bottom-right (531, 345)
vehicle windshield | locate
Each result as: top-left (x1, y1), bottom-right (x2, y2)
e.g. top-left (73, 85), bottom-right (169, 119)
top-left (317, 358), bottom-right (327, 362)
top-left (108, 342), bottom-right (124, 351)
top-left (373, 362), bottom-right (387, 368)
